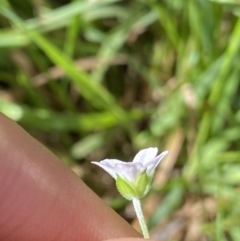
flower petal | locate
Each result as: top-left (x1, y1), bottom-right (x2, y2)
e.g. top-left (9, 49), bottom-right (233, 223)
top-left (133, 147), bottom-right (158, 164)
top-left (100, 159), bottom-right (124, 167)
top-left (146, 151), bottom-right (168, 175)
top-left (115, 162), bottom-right (144, 183)
top-left (91, 161), bottom-right (118, 179)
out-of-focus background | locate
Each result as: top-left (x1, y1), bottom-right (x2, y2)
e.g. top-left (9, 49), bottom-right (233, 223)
top-left (1, 0), bottom-right (240, 240)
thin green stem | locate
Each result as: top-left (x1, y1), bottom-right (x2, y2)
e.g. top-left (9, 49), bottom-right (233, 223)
top-left (132, 198), bottom-right (149, 239)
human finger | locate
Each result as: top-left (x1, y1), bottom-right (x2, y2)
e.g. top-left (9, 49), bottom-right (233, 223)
top-left (0, 114), bottom-right (140, 241)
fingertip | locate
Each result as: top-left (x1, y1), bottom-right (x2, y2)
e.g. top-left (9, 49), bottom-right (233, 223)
top-left (0, 114), bottom-right (139, 241)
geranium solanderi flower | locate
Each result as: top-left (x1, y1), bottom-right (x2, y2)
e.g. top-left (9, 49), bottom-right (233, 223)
top-left (92, 147), bottom-right (168, 200)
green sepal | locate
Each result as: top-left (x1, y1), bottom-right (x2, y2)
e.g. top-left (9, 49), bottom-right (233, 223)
top-left (135, 170), bottom-right (150, 198)
top-left (116, 175), bottom-right (137, 200)
top-left (116, 171), bottom-right (152, 200)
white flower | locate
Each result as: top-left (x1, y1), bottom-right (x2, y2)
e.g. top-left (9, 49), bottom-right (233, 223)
top-left (92, 147), bottom-right (168, 200)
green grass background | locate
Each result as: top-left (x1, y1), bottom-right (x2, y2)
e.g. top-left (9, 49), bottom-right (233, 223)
top-left (1, 0), bottom-right (240, 240)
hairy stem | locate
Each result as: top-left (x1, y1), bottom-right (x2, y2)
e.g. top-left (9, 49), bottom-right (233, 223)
top-left (132, 198), bottom-right (149, 239)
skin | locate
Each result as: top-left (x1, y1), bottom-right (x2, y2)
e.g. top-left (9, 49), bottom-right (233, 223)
top-left (0, 114), bottom-right (157, 241)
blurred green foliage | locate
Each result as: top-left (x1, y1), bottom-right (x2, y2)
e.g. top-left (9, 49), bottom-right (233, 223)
top-left (1, 0), bottom-right (240, 240)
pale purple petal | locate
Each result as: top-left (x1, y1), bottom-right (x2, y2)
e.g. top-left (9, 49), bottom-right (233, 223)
top-left (115, 162), bottom-right (144, 183)
top-left (91, 161), bottom-right (118, 179)
top-left (133, 147), bottom-right (158, 164)
top-left (146, 151), bottom-right (168, 175)
top-left (92, 147), bottom-right (168, 187)
top-left (100, 159), bottom-right (124, 167)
